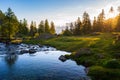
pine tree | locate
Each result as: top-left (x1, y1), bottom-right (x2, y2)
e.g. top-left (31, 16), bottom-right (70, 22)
top-left (115, 14), bottom-right (120, 32)
top-left (107, 7), bottom-right (114, 32)
top-left (45, 19), bottom-right (50, 33)
top-left (0, 10), bottom-right (5, 37)
top-left (50, 21), bottom-right (55, 34)
top-left (22, 18), bottom-right (29, 35)
top-left (69, 22), bottom-right (74, 33)
top-left (92, 17), bottom-right (97, 32)
top-left (74, 17), bottom-right (82, 35)
top-left (18, 18), bottom-right (29, 36)
top-left (38, 20), bottom-right (45, 35)
top-left (82, 11), bottom-right (91, 34)
top-left (109, 6), bottom-right (114, 13)
top-left (4, 8), bottom-right (19, 38)
top-left (29, 21), bottom-right (37, 37)
top-left (97, 9), bottom-right (105, 32)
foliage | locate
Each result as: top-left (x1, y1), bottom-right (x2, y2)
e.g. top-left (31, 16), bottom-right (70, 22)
top-left (17, 19), bottom-right (29, 37)
top-left (0, 8), bottom-right (19, 39)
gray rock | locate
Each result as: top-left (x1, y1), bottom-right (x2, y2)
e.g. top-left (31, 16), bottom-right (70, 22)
top-left (20, 50), bottom-right (29, 54)
top-left (38, 44), bottom-right (43, 47)
top-left (29, 49), bottom-right (36, 54)
top-left (59, 55), bottom-right (67, 62)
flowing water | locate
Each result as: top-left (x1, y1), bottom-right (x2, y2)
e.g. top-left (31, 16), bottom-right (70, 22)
top-left (0, 43), bottom-right (90, 80)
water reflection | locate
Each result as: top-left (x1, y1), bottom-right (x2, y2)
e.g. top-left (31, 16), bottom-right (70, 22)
top-left (4, 54), bottom-right (18, 67)
top-left (4, 44), bottom-right (18, 67)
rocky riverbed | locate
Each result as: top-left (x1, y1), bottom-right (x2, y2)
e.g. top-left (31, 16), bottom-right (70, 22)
top-left (0, 43), bottom-right (56, 55)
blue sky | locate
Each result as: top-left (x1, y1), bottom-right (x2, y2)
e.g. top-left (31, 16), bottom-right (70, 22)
top-left (0, 0), bottom-right (120, 28)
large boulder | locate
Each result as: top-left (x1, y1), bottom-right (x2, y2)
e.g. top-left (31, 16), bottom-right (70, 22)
top-left (59, 55), bottom-right (67, 62)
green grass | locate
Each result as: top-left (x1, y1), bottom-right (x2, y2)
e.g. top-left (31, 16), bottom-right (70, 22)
top-left (40, 36), bottom-right (100, 52)
top-left (23, 33), bottom-right (120, 80)
top-left (37, 33), bottom-right (114, 53)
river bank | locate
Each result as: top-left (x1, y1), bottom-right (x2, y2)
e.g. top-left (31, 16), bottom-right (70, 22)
top-left (23, 33), bottom-right (120, 80)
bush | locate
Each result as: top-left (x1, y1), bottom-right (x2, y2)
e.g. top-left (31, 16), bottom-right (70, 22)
top-left (103, 59), bottom-right (120, 69)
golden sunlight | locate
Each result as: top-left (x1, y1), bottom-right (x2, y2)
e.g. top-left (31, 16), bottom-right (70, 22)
top-left (105, 6), bottom-right (118, 19)
top-left (106, 12), bottom-right (116, 19)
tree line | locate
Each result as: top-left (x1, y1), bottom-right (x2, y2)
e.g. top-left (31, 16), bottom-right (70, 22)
top-left (0, 8), bottom-right (56, 39)
top-left (62, 6), bottom-right (120, 36)
top-left (1, 7), bottom-right (120, 39)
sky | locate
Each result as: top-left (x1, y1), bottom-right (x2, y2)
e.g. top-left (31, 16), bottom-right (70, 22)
top-left (0, 0), bottom-right (120, 33)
